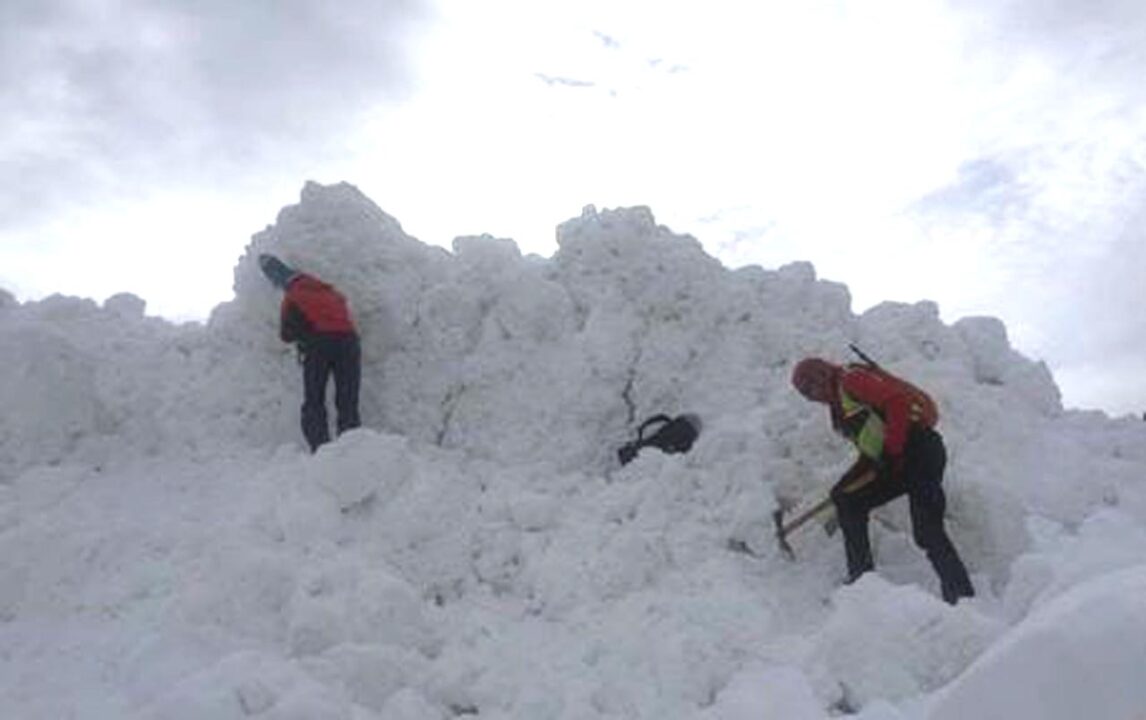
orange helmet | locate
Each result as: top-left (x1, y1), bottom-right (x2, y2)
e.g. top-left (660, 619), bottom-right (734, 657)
top-left (791, 357), bottom-right (838, 402)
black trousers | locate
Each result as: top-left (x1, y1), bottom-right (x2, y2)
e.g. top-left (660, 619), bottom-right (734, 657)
top-left (300, 333), bottom-right (361, 452)
top-left (831, 426), bottom-right (975, 604)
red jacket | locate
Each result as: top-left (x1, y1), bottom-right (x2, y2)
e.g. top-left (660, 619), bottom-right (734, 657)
top-left (280, 274), bottom-right (356, 343)
top-left (830, 365), bottom-right (938, 459)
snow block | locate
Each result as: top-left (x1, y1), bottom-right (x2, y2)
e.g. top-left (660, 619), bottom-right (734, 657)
top-left (308, 429), bottom-right (412, 511)
top-left (928, 564), bottom-right (1146, 720)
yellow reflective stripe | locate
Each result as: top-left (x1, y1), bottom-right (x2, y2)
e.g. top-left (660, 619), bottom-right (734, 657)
top-left (840, 390), bottom-right (885, 460)
top-left (855, 415), bottom-right (885, 460)
top-left (840, 392), bottom-right (864, 417)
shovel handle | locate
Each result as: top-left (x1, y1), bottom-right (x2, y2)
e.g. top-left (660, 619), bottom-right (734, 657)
top-left (778, 495), bottom-right (835, 536)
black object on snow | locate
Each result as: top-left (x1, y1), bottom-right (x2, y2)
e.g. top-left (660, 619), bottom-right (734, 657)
top-left (618, 414), bottom-right (702, 466)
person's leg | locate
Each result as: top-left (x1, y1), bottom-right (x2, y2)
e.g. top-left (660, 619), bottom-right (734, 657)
top-left (832, 469), bottom-right (905, 582)
top-left (904, 427), bottom-right (975, 604)
top-left (332, 334), bottom-right (361, 435)
top-left (301, 342), bottom-right (333, 452)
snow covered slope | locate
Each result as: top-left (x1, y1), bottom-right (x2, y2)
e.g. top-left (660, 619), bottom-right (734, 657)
top-left (2, 181), bottom-right (1144, 719)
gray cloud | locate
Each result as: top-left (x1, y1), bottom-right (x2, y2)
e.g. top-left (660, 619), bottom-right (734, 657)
top-left (960, 0), bottom-right (1146, 99)
top-left (911, 157), bottom-right (1034, 225)
top-left (909, 0), bottom-right (1146, 369)
top-left (1052, 198), bottom-right (1146, 359)
top-left (908, 140), bottom-right (1146, 412)
top-left (0, 0), bottom-right (429, 230)
top-left (1044, 203), bottom-right (1146, 414)
top-left (593, 31), bottom-right (620, 50)
top-left (535, 74), bottom-right (596, 89)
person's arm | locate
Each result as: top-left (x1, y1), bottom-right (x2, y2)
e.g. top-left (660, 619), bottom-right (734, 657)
top-left (280, 298), bottom-right (309, 344)
top-left (830, 455), bottom-right (881, 505)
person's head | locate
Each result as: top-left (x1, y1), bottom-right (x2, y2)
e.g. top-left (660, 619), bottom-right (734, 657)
top-left (791, 357), bottom-right (839, 403)
top-left (258, 253), bottom-right (297, 289)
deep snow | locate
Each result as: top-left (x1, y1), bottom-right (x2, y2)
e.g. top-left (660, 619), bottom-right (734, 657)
top-left (2, 181), bottom-right (1145, 719)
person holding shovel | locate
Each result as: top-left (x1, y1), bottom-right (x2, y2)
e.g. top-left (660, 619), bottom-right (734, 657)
top-left (789, 355), bottom-right (974, 604)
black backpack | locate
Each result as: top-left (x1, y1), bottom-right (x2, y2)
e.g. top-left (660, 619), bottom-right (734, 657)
top-left (617, 414), bottom-right (702, 466)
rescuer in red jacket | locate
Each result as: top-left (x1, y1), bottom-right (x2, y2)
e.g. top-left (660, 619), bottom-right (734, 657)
top-left (259, 253), bottom-right (361, 452)
top-left (791, 356), bottom-right (974, 604)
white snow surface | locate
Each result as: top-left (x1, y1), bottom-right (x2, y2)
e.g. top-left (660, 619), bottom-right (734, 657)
top-left (2, 181), bottom-right (1145, 719)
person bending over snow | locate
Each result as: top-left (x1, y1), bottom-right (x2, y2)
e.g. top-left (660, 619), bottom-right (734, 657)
top-left (259, 253), bottom-right (361, 452)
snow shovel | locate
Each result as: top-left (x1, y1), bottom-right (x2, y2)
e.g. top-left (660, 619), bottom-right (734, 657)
top-left (773, 469), bottom-right (876, 560)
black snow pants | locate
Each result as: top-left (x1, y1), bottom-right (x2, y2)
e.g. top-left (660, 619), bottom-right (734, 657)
top-left (831, 425), bottom-right (975, 604)
top-left (300, 333), bottom-right (361, 452)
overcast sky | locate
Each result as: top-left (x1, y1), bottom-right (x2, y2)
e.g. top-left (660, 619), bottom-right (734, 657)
top-left (2, 0), bottom-right (1144, 415)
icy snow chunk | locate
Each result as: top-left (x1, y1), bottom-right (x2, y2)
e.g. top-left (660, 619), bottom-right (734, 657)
top-left (953, 316), bottom-right (1011, 385)
top-left (287, 599), bottom-right (345, 656)
top-left (553, 204), bottom-right (720, 312)
top-left (7, 464), bottom-right (88, 519)
top-left (484, 268), bottom-right (575, 343)
top-left (304, 643), bottom-right (431, 713)
top-left (776, 260), bottom-right (817, 283)
top-left (0, 325), bottom-right (106, 478)
top-left (288, 560), bottom-right (436, 657)
top-left (556, 204), bottom-right (660, 246)
top-left (137, 650), bottom-right (354, 720)
top-left (807, 574), bottom-right (1003, 709)
top-left (379, 688), bottom-right (442, 719)
top-left (308, 429), bottom-right (412, 511)
top-left (104, 292), bottom-right (147, 319)
top-left (293, 179), bottom-right (406, 237)
top-left (1001, 509), bottom-right (1146, 621)
top-left (928, 564), bottom-right (1146, 720)
top-left (452, 233), bottom-right (523, 270)
top-left (858, 300), bottom-right (950, 363)
top-left (766, 261), bottom-right (854, 328)
top-left (701, 663), bottom-right (825, 720)
top-left (506, 489), bottom-right (560, 531)
top-left (175, 548), bottom-right (298, 646)
top-left (414, 280), bottom-right (485, 354)
top-left (852, 700), bottom-right (911, 719)
top-left (954, 315), bottom-right (1062, 412)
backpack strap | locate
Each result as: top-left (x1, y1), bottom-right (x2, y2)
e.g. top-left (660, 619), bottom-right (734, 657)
top-left (637, 414), bottom-right (673, 441)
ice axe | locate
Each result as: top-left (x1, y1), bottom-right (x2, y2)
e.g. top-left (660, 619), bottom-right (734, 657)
top-left (773, 469), bottom-right (876, 560)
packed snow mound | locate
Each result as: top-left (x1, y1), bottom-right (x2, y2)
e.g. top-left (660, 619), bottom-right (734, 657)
top-left (225, 182), bottom-right (1075, 481)
top-left (927, 563), bottom-right (1146, 720)
top-left (3, 181), bottom-right (1146, 719)
top-left (1, 181), bottom-right (1067, 480)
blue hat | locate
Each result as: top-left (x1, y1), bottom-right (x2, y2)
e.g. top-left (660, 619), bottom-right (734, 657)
top-left (258, 253), bottom-right (297, 289)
